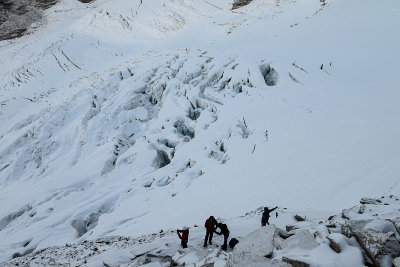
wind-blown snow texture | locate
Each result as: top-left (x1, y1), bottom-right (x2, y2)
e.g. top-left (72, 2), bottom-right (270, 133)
top-left (0, 0), bottom-right (399, 264)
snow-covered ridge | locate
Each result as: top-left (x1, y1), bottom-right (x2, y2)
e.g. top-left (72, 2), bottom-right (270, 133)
top-left (1, 0), bottom-right (400, 264)
top-left (1, 196), bottom-right (399, 266)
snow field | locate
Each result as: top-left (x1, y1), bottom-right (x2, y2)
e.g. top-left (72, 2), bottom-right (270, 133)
top-left (0, 0), bottom-right (400, 263)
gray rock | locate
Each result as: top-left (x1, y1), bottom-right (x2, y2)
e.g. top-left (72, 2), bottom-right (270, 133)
top-left (393, 257), bottom-right (400, 267)
top-left (344, 219), bottom-right (400, 267)
top-left (277, 229), bottom-right (294, 240)
top-left (360, 198), bottom-right (382, 205)
top-left (281, 230), bottom-right (319, 250)
top-left (228, 225), bottom-right (276, 266)
top-left (259, 64), bottom-right (279, 86)
top-left (294, 215), bottom-right (306, 222)
top-left (341, 209), bottom-right (352, 220)
top-left (286, 225), bottom-right (298, 232)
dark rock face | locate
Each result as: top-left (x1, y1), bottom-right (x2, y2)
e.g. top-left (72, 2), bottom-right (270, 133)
top-left (343, 219), bottom-right (400, 267)
top-left (0, 0), bottom-right (95, 41)
top-left (0, 0), bottom-right (58, 41)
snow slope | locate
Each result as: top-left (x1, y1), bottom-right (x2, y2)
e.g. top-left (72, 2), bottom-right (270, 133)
top-left (0, 0), bottom-right (399, 262)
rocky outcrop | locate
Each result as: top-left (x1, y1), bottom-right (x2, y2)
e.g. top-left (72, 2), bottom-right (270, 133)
top-left (228, 226), bottom-right (319, 267)
top-left (0, 0), bottom-right (95, 41)
top-left (0, 0), bottom-right (58, 41)
top-left (342, 219), bottom-right (400, 267)
top-left (1, 196), bottom-right (398, 267)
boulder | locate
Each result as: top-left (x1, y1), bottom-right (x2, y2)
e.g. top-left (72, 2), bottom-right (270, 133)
top-left (326, 237), bottom-right (341, 253)
top-left (344, 219), bottom-right (400, 267)
top-left (393, 257), bottom-right (400, 267)
top-left (294, 215), bottom-right (306, 222)
top-left (281, 230), bottom-right (319, 250)
top-left (228, 225), bottom-right (276, 266)
top-left (277, 229), bottom-right (294, 240)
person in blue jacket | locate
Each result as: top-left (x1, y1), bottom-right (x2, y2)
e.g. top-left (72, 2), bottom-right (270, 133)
top-left (261, 206), bottom-right (278, 226)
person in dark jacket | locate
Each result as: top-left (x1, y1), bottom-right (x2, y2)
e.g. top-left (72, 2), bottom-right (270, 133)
top-left (177, 227), bottom-right (189, 248)
top-left (203, 216), bottom-right (218, 247)
top-left (261, 206), bottom-right (278, 226)
top-left (215, 222), bottom-right (230, 250)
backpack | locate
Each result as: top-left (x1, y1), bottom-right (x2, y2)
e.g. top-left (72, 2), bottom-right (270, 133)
top-left (229, 238), bottom-right (239, 249)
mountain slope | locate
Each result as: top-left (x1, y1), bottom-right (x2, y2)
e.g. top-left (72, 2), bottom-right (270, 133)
top-left (0, 0), bottom-right (399, 262)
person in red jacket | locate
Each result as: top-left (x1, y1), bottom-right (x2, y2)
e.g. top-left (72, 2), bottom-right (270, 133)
top-left (177, 227), bottom-right (189, 248)
top-left (203, 216), bottom-right (218, 248)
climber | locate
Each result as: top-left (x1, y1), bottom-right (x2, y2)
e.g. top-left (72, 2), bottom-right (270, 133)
top-left (177, 227), bottom-right (189, 248)
top-left (203, 216), bottom-right (218, 248)
top-left (261, 206), bottom-right (278, 226)
top-left (215, 222), bottom-right (230, 251)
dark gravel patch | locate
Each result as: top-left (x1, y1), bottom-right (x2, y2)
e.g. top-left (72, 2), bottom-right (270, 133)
top-left (0, 0), bottom-right (58, 41)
